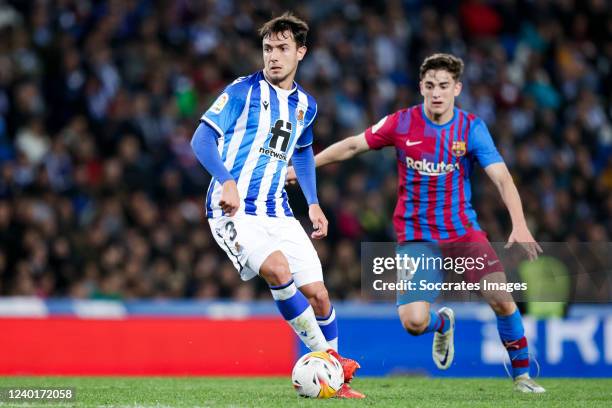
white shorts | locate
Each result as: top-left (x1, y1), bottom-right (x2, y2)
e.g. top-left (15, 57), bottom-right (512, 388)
top-left (208, 214), bottom-right (323, 288)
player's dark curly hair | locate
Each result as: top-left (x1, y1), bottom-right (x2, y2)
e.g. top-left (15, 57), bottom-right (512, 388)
top-left (419, 53), bottom-right (465, 81)
top-left (258, 12), bottom-right (309, 47)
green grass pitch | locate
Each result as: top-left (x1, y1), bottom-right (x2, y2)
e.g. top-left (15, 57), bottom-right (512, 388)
top-left (0, 377), bottom-right (610, 407)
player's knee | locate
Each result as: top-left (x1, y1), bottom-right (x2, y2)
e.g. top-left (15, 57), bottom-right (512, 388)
top-left (489, 300), bottom-right (515, 316)
top-left (260, 256), bottom-right (291, 286)
top-left (308, 288), bottom-right (330, 317)
top-left (401, 316), bottom-right (428, 336)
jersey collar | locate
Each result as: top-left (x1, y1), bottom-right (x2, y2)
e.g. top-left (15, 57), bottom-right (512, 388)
top-left (421, 104), bottom-right (457, 128)
top-left (261, 71), bottom-right (298, 96)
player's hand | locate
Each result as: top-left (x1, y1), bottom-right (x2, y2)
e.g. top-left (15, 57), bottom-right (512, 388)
top-left (219, 180), bottom-right (240, 217)
top-left (308, 204), bottom-right (328, 239)
top-left (285, 166), bottom-right (298, 186)
top-left (505, 224), bottom-right (543, 261)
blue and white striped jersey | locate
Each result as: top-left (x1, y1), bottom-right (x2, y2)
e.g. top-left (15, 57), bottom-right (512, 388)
top-left (201, 71), bottom-right (317, 218)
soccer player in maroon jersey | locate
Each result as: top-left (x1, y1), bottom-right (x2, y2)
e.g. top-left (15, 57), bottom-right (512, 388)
top-left (287, 54), bottom-right (545, 393)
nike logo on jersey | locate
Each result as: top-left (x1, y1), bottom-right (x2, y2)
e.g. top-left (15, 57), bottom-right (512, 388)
top-left (487, 260), bottom-right (499, 266)
top-left (262, 101), bottom-right (269, 110)
top-left (405, 140), bottom-right (423, 147)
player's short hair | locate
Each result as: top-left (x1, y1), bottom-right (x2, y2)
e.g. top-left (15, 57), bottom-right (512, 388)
top-left (258, 12), bottom-right (309, 47)
top-left (419, 53), bottom-right (464, 82)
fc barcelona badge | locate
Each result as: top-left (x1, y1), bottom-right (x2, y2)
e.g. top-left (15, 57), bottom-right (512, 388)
top-left (452, 140), bottom-right (466, 157)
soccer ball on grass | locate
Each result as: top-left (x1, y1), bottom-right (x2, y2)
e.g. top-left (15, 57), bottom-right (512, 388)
top-left (291, 351), bottom-right (344, 398)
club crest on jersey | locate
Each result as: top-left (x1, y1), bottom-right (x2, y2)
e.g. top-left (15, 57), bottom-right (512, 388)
top-left (452, 141), bottom-right (466, 157)
top-left (209, 92), bottom-right (229, 114)
top-left (295, 107), bottom-right (305, 125)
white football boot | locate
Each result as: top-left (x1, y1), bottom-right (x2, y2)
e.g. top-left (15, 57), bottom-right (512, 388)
top-left (514, 374), bottom-right (546, 393)
top-left (432, 307), bottom-right (455, 370)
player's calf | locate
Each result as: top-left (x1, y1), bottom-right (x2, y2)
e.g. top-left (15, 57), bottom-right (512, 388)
top-left (316, 307), bottom-right (338, 351)
top-left (301, 282), bottom-right (338, 351)
top-left (305, 287), bottom-right (330, 317)
top-left (262, 253), bottom-right (330, 352)
top-left (495, 307), bottom-right (546, 392)
top-left (269, 278), bottom-right (330, 352)
top-left (496, 308), bottom-right (529, 378)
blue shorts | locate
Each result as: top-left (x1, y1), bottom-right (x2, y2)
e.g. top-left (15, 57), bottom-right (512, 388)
top-left (396, 242), bottom-right (444, 306)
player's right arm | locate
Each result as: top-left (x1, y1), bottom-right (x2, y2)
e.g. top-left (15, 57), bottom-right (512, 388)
top-left (287, 113), bottom-right (395, 184)
top-left (192, 78), bottom-right (249, 216)
top-left (286, 134), bottom-right (369, 185)
top-left (314, 133), bottom-right (370, 167)
top-left (190, 122), bottom-right (240, 216)
top-left (316, 113), bottom-right (396, 166)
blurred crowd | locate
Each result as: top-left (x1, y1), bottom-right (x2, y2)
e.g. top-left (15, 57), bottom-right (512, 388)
top-left (0, 0), bottom-right (610, 300)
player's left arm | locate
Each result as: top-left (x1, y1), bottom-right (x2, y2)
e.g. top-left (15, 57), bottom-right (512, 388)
top-left (292, 126), bottom-right (328, 239)
top-left (484, 163), bottom-right (542, 259)
top-left (471, 119), bottom-right (542, 260)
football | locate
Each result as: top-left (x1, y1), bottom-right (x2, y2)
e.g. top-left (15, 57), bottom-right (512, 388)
top-left (291, 351), bottom-right (344, 398)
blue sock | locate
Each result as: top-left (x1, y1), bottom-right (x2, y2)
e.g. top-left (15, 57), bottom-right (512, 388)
top-left (269, 279), bottom-right (329, 351)
top-left (317, 306), bottom-right (338, 351)
top-left (424, 310), bottom-right (449, 334)
top-left (270, 279), bottom-right (309, 320)
top-left (497, 309), bottom-right (530, 378)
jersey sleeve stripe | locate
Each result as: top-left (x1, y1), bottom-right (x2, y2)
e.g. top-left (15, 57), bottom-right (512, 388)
top-left (201, 116), bottom-right (224, 138)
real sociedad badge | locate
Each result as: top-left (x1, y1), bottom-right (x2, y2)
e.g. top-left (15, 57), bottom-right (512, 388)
top-left (295, 107), bottom-right (305, 126)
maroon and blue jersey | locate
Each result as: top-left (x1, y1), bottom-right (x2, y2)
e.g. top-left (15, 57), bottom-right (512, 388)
top-left (365, 104), bottom-right (503, 243)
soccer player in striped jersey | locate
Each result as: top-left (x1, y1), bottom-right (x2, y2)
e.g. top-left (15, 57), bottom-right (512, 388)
top-left (287, 53), bottom-right (545, 393)
top-left (191, 13), bottom-right (363, 398)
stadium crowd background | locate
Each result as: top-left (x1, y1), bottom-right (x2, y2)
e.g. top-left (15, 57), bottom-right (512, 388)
top-left (0, 0), bottom-right (610, 301)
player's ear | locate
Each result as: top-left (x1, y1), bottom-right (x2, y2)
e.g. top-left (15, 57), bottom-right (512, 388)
top-left (419, 81), bottom-right (425, 97)
top-left (297, 45), bottom-right (307, 61)
top-left (454, 81), bottom-right (462, 97)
